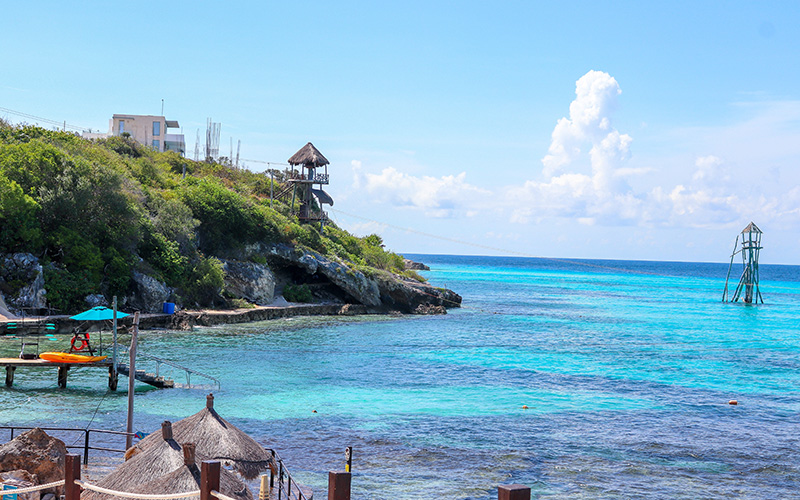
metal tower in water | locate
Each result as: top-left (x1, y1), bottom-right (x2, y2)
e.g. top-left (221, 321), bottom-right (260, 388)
top-left (722, 222), bottom-right (763, 303)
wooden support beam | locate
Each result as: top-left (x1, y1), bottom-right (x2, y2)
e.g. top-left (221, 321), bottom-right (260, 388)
top-left (64, 454), bottom-right (81, 500)
top-left (328, 471), bottom-right (351, 500)
top-left (201, 461), bottom-right (221, 500)
top-left (498, 484), bottom-right (531, 500)
top-left (108, 366), bottom-right (118, 391)
top-left (5, 366), bottom-right (15, 387)
top-left (57, 366), bottom-right (69, 389)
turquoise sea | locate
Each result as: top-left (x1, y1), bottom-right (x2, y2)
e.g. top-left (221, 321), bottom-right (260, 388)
top-left (2, 254), bottom-right (800, 499)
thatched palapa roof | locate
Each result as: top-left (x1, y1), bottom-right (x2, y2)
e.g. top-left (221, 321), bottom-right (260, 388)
top-left (84, 421), bottom-right (201, 500)
top-left (129, 443), bottom-right (253, 500)
top-left (288, 142), bottom-right (329, 167)
top-left (136, 394), bottom-right (275, 480)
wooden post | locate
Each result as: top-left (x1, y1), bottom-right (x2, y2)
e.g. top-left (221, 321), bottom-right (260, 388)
top-left (64, 454), bottom-right (81, 500)
top-left (58, 365), bottom-right (69, 388)
top-left (201, 461), bottom-right (221, 500)
top-left (5, 366), bottom-right (15, 387)
top-left (498, 484), bottom-right (530, 500)
top-left (112, 296), bottom-right (118, 382)
top-left (125, 312), bottom-right (139, 449)
top-left (258, 473), bottom-right (270, 500)
top-left (328, 471), bottom-right (351, 500)
top-left (108, 366), bottom-right (118, 391)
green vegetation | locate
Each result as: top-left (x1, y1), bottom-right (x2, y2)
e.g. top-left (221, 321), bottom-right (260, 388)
top-left (0, 120), bottom-right (421, 312)
top-left (283, 283), bottom-right (313, 303)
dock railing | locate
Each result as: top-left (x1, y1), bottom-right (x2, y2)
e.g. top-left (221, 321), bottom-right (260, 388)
top-left (0, 426), bottom-right (135, 465)
top-left (116, 344), bottom-right (221, 389)
top-left (267, 449), bottom-right (309, 500)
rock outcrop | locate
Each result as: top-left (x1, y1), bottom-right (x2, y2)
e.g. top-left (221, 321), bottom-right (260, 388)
top-left (0, 428), bottom-right (66, 495)
top-left (260, 243), bottom-right (459, 313)
top-left (222, 260), bottom-right (276, 305)
top-left (264, 244), bottom-right (381, 306)
top-left (375, 274), bottom-right (462, 313)
top-left (404, 258), bottom-right (430, 271)
top-left (128, 271), bottom-right (171, 313)
top-left (0, 253), bottom-right (46, 315)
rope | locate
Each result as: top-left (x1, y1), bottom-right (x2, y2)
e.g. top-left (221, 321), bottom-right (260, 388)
top-left (210, 490), bottom-right (239, 500)
top-left (0, 480), bottom-right (65, 494)
top-left (75, 480), bottom-right (199, 499)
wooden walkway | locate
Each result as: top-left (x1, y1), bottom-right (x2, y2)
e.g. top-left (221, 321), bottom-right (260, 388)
top-left (0, 357), bottom-right (174, 389)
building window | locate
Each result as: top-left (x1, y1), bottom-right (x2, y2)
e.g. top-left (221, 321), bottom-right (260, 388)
top-left (152, 139), bottom-right (160, 150)
top-left (153, 121), bottom-right (161, 136)
top-left (118, 121), bottom-right (124, 134)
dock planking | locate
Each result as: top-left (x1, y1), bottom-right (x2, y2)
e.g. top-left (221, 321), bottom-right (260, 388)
top-left (0, 357), bottom-right (173, 390)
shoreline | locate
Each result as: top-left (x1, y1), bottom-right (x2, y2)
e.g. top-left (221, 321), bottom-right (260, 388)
top-left (0, 302), bottom-right (398, 334)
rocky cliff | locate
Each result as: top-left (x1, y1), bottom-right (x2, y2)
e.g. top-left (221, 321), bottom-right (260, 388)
top-left (0, 247), bottom-right (460, 317)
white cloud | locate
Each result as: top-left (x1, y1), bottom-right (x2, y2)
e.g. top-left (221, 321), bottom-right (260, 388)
top-left (352, 165), bottom-right (489, 218)
top-left (541, 70), bottom-right (632, 179)
top-left (347, 73), bottom-right (800, 241)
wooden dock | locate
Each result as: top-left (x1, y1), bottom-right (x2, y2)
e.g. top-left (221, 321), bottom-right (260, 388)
top-left (0, 358), bottom-right (175, 390)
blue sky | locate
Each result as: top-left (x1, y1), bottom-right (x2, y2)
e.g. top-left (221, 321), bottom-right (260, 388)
top-left (3, 2), bottom-right (800, 263)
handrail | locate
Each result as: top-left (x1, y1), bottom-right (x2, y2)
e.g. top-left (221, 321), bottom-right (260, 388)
top-left (267, 449), bottom-right (308, 500)
top-left (76, 480), bottom-right (199, 499)
top-left (210, 490), bottom-right (239, 500)
top-left (0, 426), bottom-right (135, 465)
top-left (116, 344), bottom-right (221, 389)
top-left (0, 479), bottom-right (65, 494)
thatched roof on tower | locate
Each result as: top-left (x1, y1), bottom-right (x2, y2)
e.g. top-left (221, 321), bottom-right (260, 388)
top-left (288, 142), bottom-right (329, 167)
top-left (136, 394), bottom-right (275, 480)
top-left (84, 421), bottom-right (201, 500)
top-left (128, 443), bottom-right (253, 500)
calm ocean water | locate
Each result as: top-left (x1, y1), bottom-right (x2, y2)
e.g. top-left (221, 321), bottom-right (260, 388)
top-left (2, 254), bottom-right (800, 499)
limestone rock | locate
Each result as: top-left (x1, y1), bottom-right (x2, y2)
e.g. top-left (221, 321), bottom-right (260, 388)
top-left (129, 271), bottom-right (171, 313)
top-left (0, 253), bottom-right (46, 314)
top-left (0, 470), bottom-right (38, 500)
top-left (264, 244), bottom-right (381, 306)
top-left (85, 294), bottom-right (108, 308)
top-left (222, 260), bottom-right (275, 305)
top-left (403, 259), bottom-right (430, 271)
top-left (0, 428), bottom-right (66, 495)
top-left (375, 274), bottom-right (462, 314)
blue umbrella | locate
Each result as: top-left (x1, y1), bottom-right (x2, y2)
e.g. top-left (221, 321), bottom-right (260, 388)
top-left (70, 306), bottom-right (130, 321)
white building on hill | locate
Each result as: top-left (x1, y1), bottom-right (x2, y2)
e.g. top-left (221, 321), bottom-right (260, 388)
top-left (83, 114), bottom-right (185, 155)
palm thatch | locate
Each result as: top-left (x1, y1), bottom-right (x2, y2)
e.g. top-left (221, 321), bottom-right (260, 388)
top-left (83, 421), bottom-right (201, 500)
top-left (288, 142), bottom-right (329, 167)
top-left (136, 394), bottom-right (275, 480)
top-left (128, 443), bottom-right (253, 500)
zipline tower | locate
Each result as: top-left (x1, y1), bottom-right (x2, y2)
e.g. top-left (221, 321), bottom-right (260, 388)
top-left (722, 222), bottom-right (763, 304)
top-left (287, 142), bottom-right (333, 232)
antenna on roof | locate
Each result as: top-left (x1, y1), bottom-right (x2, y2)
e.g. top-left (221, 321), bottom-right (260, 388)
top-left (235, 140), bottom-right (241, 169)
top-left (205, 118), bottom-right (221, 162)
top-left (161, 99), bottom-right (164, 116)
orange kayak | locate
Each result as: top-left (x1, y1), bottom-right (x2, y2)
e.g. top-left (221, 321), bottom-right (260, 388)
top-left (39, 352), bottom-right (108, 363)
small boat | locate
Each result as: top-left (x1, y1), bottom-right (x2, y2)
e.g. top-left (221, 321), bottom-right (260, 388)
top-left (39, 352), bottom-right (108, 364)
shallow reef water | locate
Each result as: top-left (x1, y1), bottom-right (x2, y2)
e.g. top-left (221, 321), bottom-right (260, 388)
top-left (2, 254), bottom-right (800, 499)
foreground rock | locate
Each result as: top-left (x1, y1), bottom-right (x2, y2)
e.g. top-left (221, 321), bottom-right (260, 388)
top-left (0, 428), bottom-right (66, 496)
top-left (0, 470), bottom-right (38, 500)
